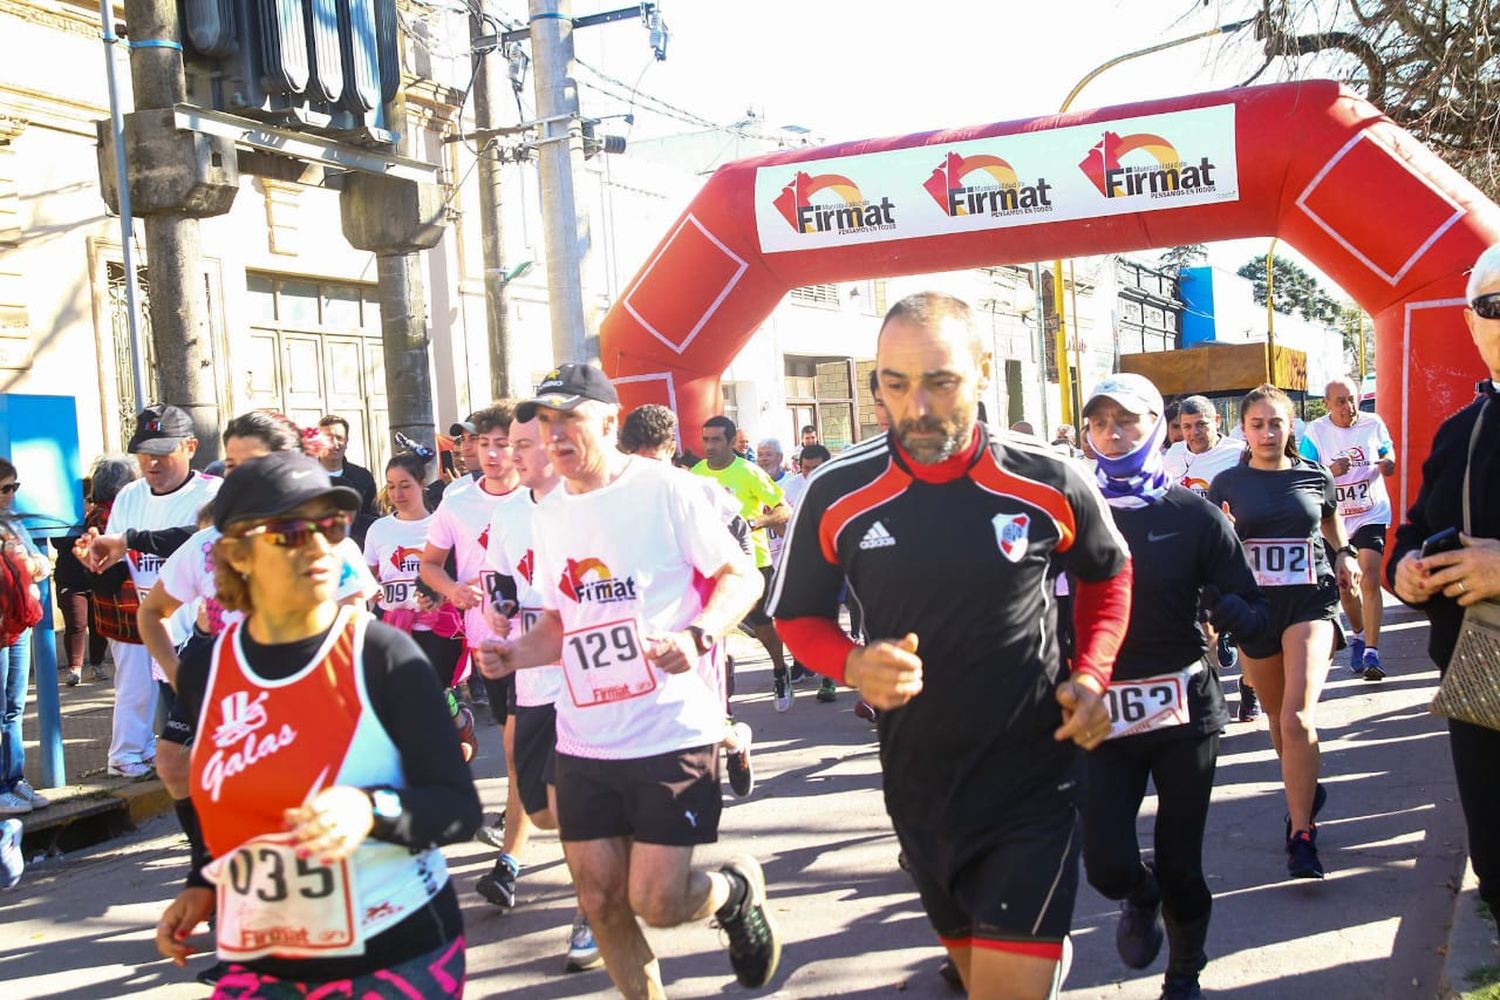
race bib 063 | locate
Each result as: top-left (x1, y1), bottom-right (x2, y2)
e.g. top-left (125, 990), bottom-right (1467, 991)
top-left (203, 833), bottom-right (362, 960)
top-left (562, 617), bottom-right (657, 708)
top-left (1244, 538), bottom-right (1316, 587)
top-left (1104, 669), bottom-right (1194, 741)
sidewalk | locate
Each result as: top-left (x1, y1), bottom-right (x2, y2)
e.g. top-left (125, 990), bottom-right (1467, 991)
top-left (16, 643), bottom-right (174, 853)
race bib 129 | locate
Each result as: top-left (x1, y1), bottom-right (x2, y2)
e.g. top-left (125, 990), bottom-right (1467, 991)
top-left (562, 617), bottom-right (656, 708)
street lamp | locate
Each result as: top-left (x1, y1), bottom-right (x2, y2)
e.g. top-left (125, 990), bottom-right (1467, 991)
top-left (1050, 16), bottom-right (1257, 427)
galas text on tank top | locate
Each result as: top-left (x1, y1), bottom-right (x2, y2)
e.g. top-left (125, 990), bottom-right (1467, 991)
top-left (200, 690), bottom-right (298, 803)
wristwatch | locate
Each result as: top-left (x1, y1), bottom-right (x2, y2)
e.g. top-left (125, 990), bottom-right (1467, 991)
top-left (686, 625), bottom-right (715, 656)
top-left (1336, 544), bottom-right (1358, 559)
top-left (367, 787), bottom-right (403, 833)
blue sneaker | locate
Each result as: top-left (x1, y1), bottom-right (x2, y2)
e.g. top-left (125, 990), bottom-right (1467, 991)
top-left (1216, 633), bottom-right (1238, 670)
top-left (1362, 648), bottom-right (1385, 681)
top-left (1347, 634), bottom-right (1366, 673)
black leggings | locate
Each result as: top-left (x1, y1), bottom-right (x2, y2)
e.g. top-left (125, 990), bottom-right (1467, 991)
top-left (411, 630), bottom-right (465, 691)
top-left (1084, 731), bottom-right (1219, 977)
top-left (1450, 718), bottom-right (1500, 912)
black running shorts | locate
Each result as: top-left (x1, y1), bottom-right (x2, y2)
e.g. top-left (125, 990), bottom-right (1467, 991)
top-left (893, 799), bottom-right (1082, 951)
top-left (554, 744), bottom-right (721, 846)
top-left (1238, 582), bottom-right (1344, 660)
top-left (1349, 522), bottom-right (1388, 555)
top-left (512, 702), bottom-right (557, 817)
top-left (161, 630), bottom-right (215, 746)
top-left (741, 566), bottom-right (774, 628)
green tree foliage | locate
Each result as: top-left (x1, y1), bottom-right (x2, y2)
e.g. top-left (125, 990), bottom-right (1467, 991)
top-left (1235, 254), bottom-right (1343, 325)
top-left (1158, 243), bottom-right (1209, 273)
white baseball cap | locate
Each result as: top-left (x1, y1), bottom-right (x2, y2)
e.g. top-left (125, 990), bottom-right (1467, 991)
top-left (1084, 373), bottom-right (1164, 418)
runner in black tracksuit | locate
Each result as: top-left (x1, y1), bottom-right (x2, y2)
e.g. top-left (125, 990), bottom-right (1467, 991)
top-left (1079, 374), bottom-right (1268, 1000)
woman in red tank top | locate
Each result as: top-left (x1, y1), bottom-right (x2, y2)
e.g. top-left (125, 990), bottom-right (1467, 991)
top-left (154, 452), bottom-right (481, 997)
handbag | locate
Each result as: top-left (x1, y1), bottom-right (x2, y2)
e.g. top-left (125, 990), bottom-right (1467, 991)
top-left (1430, 398), bottom-right (1500, 731)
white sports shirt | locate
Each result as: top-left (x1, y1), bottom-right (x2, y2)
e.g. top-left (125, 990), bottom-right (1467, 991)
top-left (533, 457), bottom-right (751, 759)
top-left (484, 487), bottom-right (564, 707)
top-left (1162, 438), bottom-right (1246, 499)
top-left (362, 514), bottom-right (435, 614)
top-left (1299, 412), bottom-right (1395, 534)
top-left (428, 479), bottom-right (517, 648)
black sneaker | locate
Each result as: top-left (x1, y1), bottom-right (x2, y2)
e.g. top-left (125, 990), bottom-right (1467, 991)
top-left (938, 956), bottom-right (963, 991)
top-left (477, 855), bottom-right (519, 907)
top-left (1237, 684), bottom-right (1260, 723)
top-left (715, 855), bottom-right (781, 988)
top-left (1287, 827), bottom-right (1325, 879)
top-left (726, 722), bottom-right (754, 798)
top-left (1216, 632), bottom-right (1238, 670)
top-left (1116, 869), bottom-right (1164, 969)
top-left (789, 663), bottom-right (809, 684)
top-left (1284, 781), bottom-right (1327, 842)
top-left (1160, 973), bottom-right (1205, 1000)
top-left (195, 961), bottom-right (232, 987)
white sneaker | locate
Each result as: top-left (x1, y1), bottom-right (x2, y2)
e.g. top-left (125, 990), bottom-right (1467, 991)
top-left (773, 673), bottom-right (793, 713)
top-left (0, 817), bottom-right (22, 888)
top-left (106, 761), bottom-right (154, 780)
top-left (0, 791), bottom-right (32, 816)
top-left (13, 781), bottom-right (47, 809)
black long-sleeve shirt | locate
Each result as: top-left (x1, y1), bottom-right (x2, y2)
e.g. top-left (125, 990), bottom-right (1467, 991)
top-left (1388, 393), bottom-right (1499, 669)
top-left (1107, 485), bottom-right (1267, 740)
top-left (174, 619), bottom-right (481, 979)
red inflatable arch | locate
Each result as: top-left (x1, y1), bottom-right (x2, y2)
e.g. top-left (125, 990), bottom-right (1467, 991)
top-left (600, 80), bottom-right (1500, 516)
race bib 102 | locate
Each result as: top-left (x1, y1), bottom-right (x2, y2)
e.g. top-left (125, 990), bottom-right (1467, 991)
top-left (1244, 538), bottom-right (1316, 587)
top-left (562, 617), bottom-right (657, 708)
top-left (204, 833), bottom-right (362, 960)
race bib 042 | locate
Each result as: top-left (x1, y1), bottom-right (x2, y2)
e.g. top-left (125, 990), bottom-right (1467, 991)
top-left (1103, 668), bottom-right (1194, 741)
top-left (561, 617), bottom-right (657, 708)
top-left (1335, 481), bottom-right (1373, 516)
top-left (1244, 538), bottom-right (1316, 588)
top-left (203, 833), bottom-right (362, 960)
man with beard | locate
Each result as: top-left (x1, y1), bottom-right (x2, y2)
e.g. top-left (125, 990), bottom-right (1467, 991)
top-left (769, 292), bottom-right (1133, 999)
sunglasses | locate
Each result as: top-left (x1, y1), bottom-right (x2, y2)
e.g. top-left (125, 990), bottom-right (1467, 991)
top-left (238, 512), bottom-right (351, 548)
top-left (0, 483), bottom-right (17, 495)
top-left (1472, 293), bottom-right (1500, 320)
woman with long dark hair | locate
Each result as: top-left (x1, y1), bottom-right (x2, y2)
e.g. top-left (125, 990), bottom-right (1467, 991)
top-left (155, 452), bottom-right (481, 996)
top-left (1210, 384), bottom-right (1356, 880)
top-left (1080, 374), bottom-right (1267, 1000)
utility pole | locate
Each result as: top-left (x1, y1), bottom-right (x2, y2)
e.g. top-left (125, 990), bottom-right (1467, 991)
top-left (529, 0), bottom-right (593, 364)
top-left (120, 0), bottom-right (227, 461)
top-left (469, 0), bottom-right (516, 398)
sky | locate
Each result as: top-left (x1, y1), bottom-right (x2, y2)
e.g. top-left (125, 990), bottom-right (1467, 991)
top-left (501, 0), bottom-right (1357, 291)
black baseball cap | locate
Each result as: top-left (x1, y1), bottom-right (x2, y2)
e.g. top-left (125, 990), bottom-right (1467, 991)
top-left (448, 419), bottom-right (476, 437)
top-left (212, 452), bottom-right (362, 532)
top-left (515, 363), bottom-right (620, 423)
top-left (127, 404), bottom-right (195, 455)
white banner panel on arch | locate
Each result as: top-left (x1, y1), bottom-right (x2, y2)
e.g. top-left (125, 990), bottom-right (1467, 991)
top-left (754, 104), bottom-right (1241, 254)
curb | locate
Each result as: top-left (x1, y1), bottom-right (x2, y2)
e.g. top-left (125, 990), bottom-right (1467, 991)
top-left (18, 778), bottom-right (176, 853)
top-left (1441, 860), bottom-right (1499, 999)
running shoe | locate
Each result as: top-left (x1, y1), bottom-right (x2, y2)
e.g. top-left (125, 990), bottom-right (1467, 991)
top-left (195, 961), bottom-right (231, 987)
top-left (89, 663), bottom-right (109, 682)
top-left (563, 911), bottom-right (603, 972)
top-left (0, 818), bottom-right (22, 889)
top-left (474, 815), bottom-right (506, 849)
top-left (476, 854), bottom-right (519, 908)
top-left (1363, 648), bottom-right (1385, 681)
top-left (816, 677), bottom-right (837, 703)
top-left (64, 668), bottom-right (81, 687)
top-left (0, 791), bottom-right (29, 817)
top-left (14, 780), bottom-right (48, 810)
top-left (773, 673), bottom-right (793, 713)
top-left (1286, 827), bottom-right (1324, 879)
top-left (455, 705), bottom-right (479, 763)
top-left (736, 620), bottom-right (758, 639)
top-left (1216, 632), bottom-right (1238, 670)
top-left (106, 761), bottom-right (154, 780)
top-left (1116, 868), bottom-right (1164, 969)
top-left (789, 664), bottom-right (809, 684)
top-left (854, 699), bottom-right (879, 723)
top-left (1284, 782), bottom-right (1327, 842)
top-left (714, 855), bottom-right (781, 988)
top-left (1237, 684), bottom-right (1260, 723)
top-left (938, 955), bottom-right (963, 991)
top-left (726, 722), bottom-right (755, 798)
top-left (1347, 634), bottom-right (1366, 674)
top-left (1160, 974), bottom-right (1205, 1000)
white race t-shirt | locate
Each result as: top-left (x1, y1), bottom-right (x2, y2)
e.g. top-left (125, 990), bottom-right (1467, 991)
top-left (428, 479), bottom-right (518, 648)
top-left (157, 526), bottom-right (377, 633)
top-left (767, 472), bottom-right (807, 566)
top-left (363, 514), bottom-right (434, 615)
top-left (534, 457), bottom-right (751, 759)
top-left (1300, 412), bottom-right (1395, 533)
top-left (1162, 438), bottom-right (1246, 499)
top-left (484, 487), bottom-right (565, 707)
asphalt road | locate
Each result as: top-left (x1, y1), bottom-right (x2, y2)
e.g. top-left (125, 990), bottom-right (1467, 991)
top-left (0, 600), bottom-right (1468, 999)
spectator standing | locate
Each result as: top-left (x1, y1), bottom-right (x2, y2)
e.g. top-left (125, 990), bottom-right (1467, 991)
top-left (317, 415), bottom-right (378, 546)
top-left (51, 458), bottom-right (136, 685)
top-left (0, 457), bottom-right (51, 814)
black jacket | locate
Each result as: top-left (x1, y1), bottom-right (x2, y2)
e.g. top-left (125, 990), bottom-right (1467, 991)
top-left (1388, 392), bottom-right (1500, 669)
